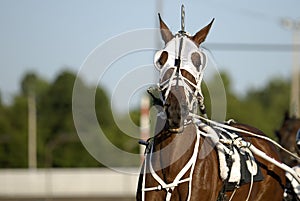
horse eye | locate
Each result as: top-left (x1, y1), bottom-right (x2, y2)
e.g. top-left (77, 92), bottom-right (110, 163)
top-left (191, 52), bottom-right (201, 70)
top-left (156, 51), bottom-right (168, 69)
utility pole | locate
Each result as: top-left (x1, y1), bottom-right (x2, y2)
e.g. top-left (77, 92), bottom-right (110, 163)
top-left (140, 95), bottom-right (150, 163)
top-left (281, 18), bottom-right (300, 118)
top-left (28, 90), bottom-right (37, 169)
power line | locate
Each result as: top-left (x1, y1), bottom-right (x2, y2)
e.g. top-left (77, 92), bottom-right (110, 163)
top-left (204, 43), bottom-right (300, 52)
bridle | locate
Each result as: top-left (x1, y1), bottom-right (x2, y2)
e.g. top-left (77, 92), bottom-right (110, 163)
top-left (140, 6), bottom-right (300, 201)
top-left (154, 32), bottom-right (208, 118)
top-left (139, 6), bottom-right (210, 200)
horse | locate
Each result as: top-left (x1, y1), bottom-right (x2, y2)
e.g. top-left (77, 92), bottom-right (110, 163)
top-left (276, 112), bottom-right (300, 201)
top-left (136, 12), bottom-right (285, 201)
top-left (276, 112), bottom-right (300, 167)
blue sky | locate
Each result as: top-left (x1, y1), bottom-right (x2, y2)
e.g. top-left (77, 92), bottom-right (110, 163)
top-left (0, 0), bottom-right (299, 112)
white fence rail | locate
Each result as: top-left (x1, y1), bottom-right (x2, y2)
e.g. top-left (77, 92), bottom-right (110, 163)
top-left (0, 168), bottom-right (139, 198)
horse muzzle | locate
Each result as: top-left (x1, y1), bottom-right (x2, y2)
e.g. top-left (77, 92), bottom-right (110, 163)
top-left (165, 103), bottom-right (189, 133)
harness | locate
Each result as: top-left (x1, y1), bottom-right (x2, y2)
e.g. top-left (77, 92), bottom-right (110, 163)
top-left (140, 5), bottom-right (221, 200)
top-left (141, 123), bottom-right (201, 201)
top-left (140, 114), bottom-right (300, 201)
top-left (154, 35), bottom-right (207, 113)
top-left (139, 4), bottom-right (300, 200)
top-left (140, 7), bottom-right (208, 199)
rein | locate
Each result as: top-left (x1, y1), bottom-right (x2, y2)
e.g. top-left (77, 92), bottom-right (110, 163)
top-left (190, 113), bottom-right (300, 185)
top-left (140, 7), bottom-right (214, 199)
top-left (141, 5), bottom-right (299, 200)
top-left (141, 112), bottom-right (300, 200)
top-left (190, 113), bottom-right (300, 163)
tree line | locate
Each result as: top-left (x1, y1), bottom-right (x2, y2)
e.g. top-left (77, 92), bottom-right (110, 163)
top-left (0, 70), bottom-right (139, 168)
top-left (0, 70), bottom-right (290, 168)
top-left (214, 72), bottom-right (290, 138)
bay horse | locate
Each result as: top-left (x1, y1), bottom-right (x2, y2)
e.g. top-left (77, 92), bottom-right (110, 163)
top-left (276, 112), bottom-right (300, 201)
top-left (136, 13), bottom-right (285, 201)
top-left (276, 112), bottom-right (300, 167)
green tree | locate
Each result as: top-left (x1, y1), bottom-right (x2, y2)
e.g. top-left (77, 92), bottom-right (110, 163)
top-left (203, 72), bottom-right (290, 139)
top-left (4, 94), bottom-right (28, 167)
top-left (0, 68), bottom-right (291, 168)
top-left (38, 70), bottom-right (101, 167)
top-left (95, 87), bottom-right (140, 166)
top-left (0, 94), bottom-right (12, 167)
top-left (242, 77), bottom-right (290, 138)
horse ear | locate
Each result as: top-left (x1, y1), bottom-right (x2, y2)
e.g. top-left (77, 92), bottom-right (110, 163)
top-left (158, 13), bottom-right (174, 44)
top-left (275, 130), bottom-right (281, 142)
top-left (192, 18), bottom-right (214, 47)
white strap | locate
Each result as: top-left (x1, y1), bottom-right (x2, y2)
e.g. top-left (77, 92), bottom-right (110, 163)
top-left (190, 113), bottom-right (300, 163)
top-left (142, 124), bottom-right (201, 201)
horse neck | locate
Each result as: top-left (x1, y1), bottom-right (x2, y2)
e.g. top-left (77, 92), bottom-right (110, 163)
top-left (152, 124), bottom-right (197, 182)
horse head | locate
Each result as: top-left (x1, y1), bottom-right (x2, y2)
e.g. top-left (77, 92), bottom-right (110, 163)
top-left (154, 14), bottom-right (214, 132)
